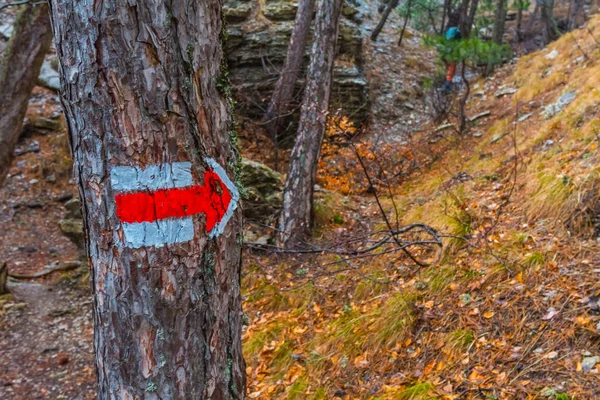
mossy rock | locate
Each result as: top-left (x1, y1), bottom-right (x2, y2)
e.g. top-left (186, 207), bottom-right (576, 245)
top-left (239, 158), bottom-right (283, 221)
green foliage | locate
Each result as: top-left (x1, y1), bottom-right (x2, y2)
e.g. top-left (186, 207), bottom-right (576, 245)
top-left (396, 381), bottom-right (436, 399)
top-left (448, 329), bottom-right (475, 350)
top-left (512, 0), bottom-right (531, 11)
top-left (522, 251), bottom-right (545, 268)
top-left (396, 0), bottom-right (443, 33)
top-left (424, 35), bottom-right (511, 66)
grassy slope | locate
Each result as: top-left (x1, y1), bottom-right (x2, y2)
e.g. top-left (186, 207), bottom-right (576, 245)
top-left (243, 16), bottom-right (600, 399)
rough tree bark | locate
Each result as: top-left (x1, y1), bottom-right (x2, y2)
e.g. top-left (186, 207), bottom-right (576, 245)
top-left (492, 0), bottom-right (507, 44)
top-left (568, 0), bottom-right (583, 30)
top-left (277, 0), bottom-right (344, 248)
top-left (0, 3), bottom-right (53, 186)
top-left (47, 0), bottom-right (245, 398)
top-left (458, 0), bottom-right (471, 34)
top-left (371, 0), bottom-right (400, 41)
top-left (516, 1), bottom-right (524, 41)
top-left (263, 0), bottom-right (315, 142)
top-left (541, 0), bottom-right (557, 43)
top-left (465, 0), bottom-right (480, 36)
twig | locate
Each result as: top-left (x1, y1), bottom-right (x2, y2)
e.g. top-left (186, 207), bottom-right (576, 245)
top-left (0, 0), bottom-right (44, 10)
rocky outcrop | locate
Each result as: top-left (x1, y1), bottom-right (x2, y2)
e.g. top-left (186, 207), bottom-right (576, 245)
top-left (240, 158), bottom-right (283, 221)
top-left (58, 197), bottom-right (86, 260)
top-left (224, 0), bottom-right (369, 126)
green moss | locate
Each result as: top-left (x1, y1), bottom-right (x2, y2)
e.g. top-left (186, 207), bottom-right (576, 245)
top-left (522, 251), bottom-right (545, 268)
top-left (448, 329), bottom-right (475, 350)
top-left (288, 376), bottom-right (309, 400)
top-left (244, 320), bottom-right (285, 356)
top-left (392, 382), bottom-right (437, 399)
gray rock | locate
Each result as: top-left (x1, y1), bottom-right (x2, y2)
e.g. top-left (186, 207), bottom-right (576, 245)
top-left (582, 356), bottom-right (600, 373)
top-left (224, 0), bottom-right (369, 124)
top-left (263, 2), bottom-right (297, 20)
top-left (63, 197), bottom-right (82, 220)
top-left (59, 198), bottom-right (86, 260)
top-left (542, 90), bottom-right (577, 119)
top-left (545, 49), bottom-right (559, 60)
top-left (21, 117), bottom-right (62, 137)
top-left (0, 22), bottom-right (13, 40)
top-left (37, 59), bottom-right (60, 92)
top-left (15, 141), bottom-right (40, 156)
top-left (495, 87), bottom-right (517, 98)
top-left (518, 113), bottom-right (532, 122)
top-left (223, 2), bottom-right (253, 22)
top-left (239, 158), bottom-right (283, 221)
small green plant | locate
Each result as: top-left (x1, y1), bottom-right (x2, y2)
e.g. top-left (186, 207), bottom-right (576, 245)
top-left (396, 381), bottom-right (436, 399)
top-left (448, 329), bottom-right (475, 350)
top-left (423, 35), bottom-right (511, 67)
top-left (522, 251), bottom-right (545, 268)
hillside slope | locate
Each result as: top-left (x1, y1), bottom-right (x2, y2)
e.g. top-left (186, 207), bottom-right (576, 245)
top-left (242, 15), bottom-right (600, 399)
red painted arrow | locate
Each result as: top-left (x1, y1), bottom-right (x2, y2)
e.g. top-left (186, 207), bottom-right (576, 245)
top-left (115, 170), bottom-right (232, 233)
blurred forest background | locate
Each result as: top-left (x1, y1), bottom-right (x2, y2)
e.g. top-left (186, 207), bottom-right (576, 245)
top-left (2, 0), bottom-right (600, 398)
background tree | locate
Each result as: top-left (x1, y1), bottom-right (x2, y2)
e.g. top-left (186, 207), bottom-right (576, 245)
top-left (541, 0), bottom-right (558, 43)
top-left (513, 0), bottom-right (531, 40)
top-left (278, 0), bottom-right (344, 248)
top-left (263, 0), bottom-right (315, 146)
top-left (0, 3), bottom-right (52, 186)
top-left (568, 0), bottom-right (584, 30)
top-left (372, 0), bottom-right (401, 41)
top-left (492, 0), bottom-right (508, 44)
top-left (48, 0), bottom-right (245, 397)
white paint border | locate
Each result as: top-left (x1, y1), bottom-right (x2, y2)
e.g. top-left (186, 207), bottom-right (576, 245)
top-left (204, 157), bottom-right (240, 238)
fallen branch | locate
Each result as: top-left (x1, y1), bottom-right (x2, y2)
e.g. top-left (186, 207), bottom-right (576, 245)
top-left (468, 110), bottom-right (491, 122)
top-left (0, 262), bottom-right (8, 294)
top-left (8, 261), bottom-right (82, 280)
top-left (434, 123), bottom-right (454, 132)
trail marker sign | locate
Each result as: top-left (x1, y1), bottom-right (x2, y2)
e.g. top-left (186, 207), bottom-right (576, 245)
top-left (110, 159), bottom-right (239, 248)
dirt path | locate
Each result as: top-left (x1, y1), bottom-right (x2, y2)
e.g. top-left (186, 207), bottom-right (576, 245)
top-left (0, 85), bottom-right (95, 399)
top-left (0, 280), bottom-right (95, 399)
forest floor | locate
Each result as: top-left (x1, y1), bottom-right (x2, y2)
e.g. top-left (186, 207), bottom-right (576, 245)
top-left (3, 8), bottom-right (600, 400)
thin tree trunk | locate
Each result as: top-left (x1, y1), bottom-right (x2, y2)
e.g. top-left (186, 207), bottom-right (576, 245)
top-left (466, 0), bottom-right (480, 36)
top-left (263, 0), bottom-right (315, 143)
top-left (277, 0), bottom-right (344, 248)
top-left (48, 0), bottom-right (245, 398)
top-left (492, 0), bottom-right (507, 44)
top-left (371, 0), bottom-right (400, 41)
top-left (398, 0), bottom-right (413, 46)
top-left (541, 0), bottom-right (557, 43)
top-left (526, 0), bottom-right (541, 33)
top-left (516, 3), bottom-right (524, 40)
top-left (0, 3), bottom-right (53, 186)
top-left (458, 0), bottom-right (471, 34)
top-left (441, 0), bottom-right (450, 33)
top-left (0, 262), bottom-right (8, 295)
top-left (568, 0), bottom-right (583, 30)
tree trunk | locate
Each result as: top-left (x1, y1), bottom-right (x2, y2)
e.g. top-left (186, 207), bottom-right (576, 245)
top-left (441, 0), bottom-right (450, 34)
top-left (47, 0), bottom-right (245, 398)
top-left (263, 0), bottom-right (315, 143)
top-left (458, 0), bottom-right (471, 34)
top-left (516, 3), bottom-right (524, 41)
top-left (568, 0), bottom-right (583, 30)
top-left (466, 0), bottom-right (480, 36)
top-left (398, 0), bottom-right (413, 46)
top-left (371, 0), bottom-right (400, 41)
top-left (0, 3), bottom-right (53, 186)
top-left (492, 0), bottom-right (507, 44)
top-left (526, 0), bottom-right (541, 34)
top-left (541, 0), bottom-right (557, 43)
top-left (277, 0), bottom-right (344, 248)
top-left (0, 262), bottom-right (8, 295)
